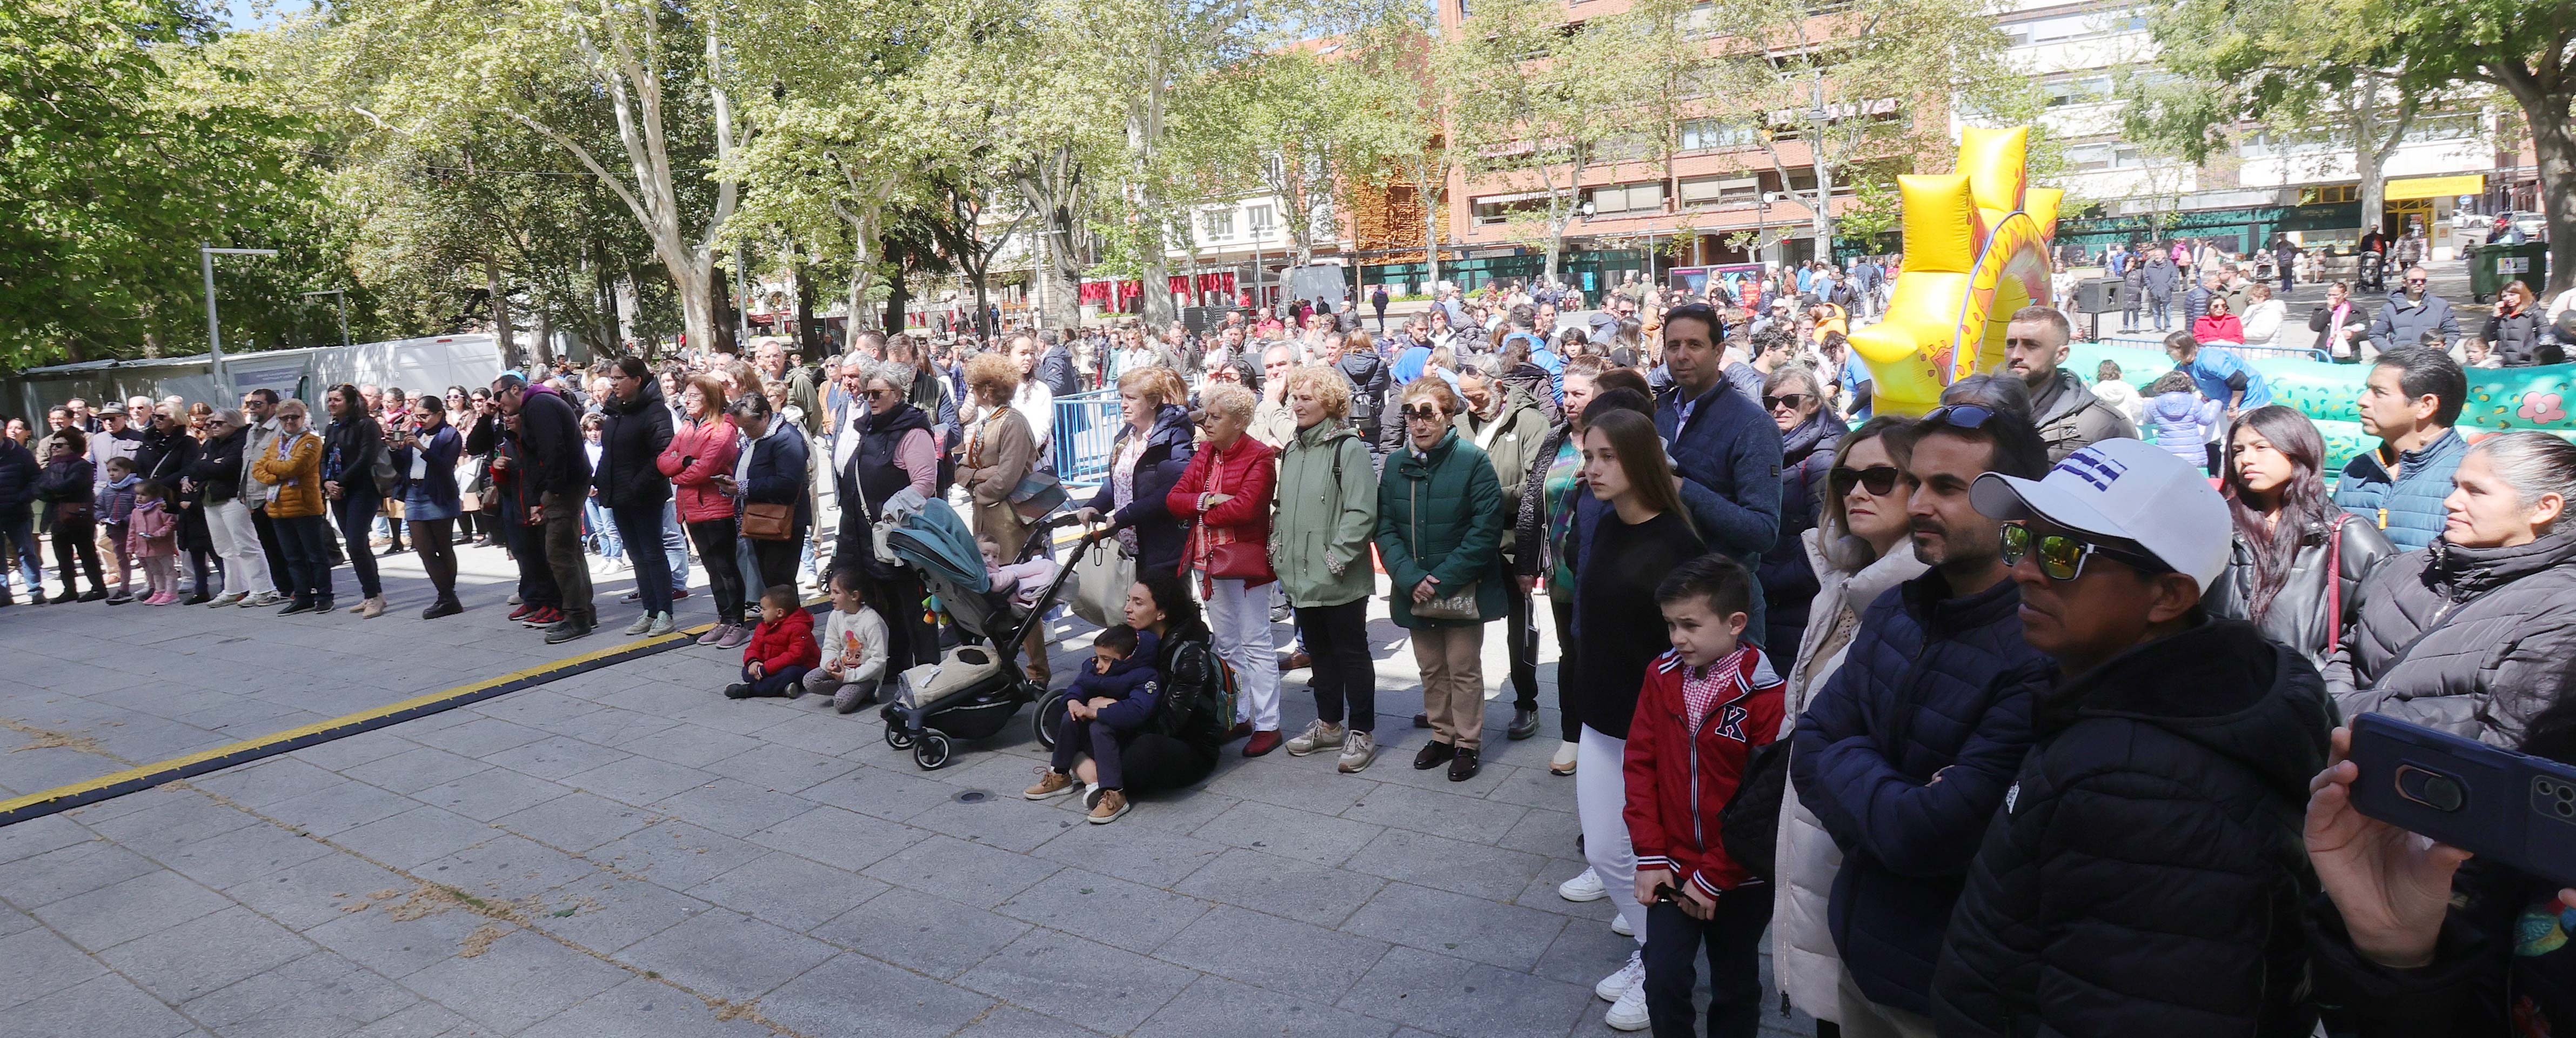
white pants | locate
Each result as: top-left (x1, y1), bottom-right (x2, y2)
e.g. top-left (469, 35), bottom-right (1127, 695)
top-left (1577, 723), bottom-right (1648, 945)
top-left (205, 499), bottom-right (270, 597)
top-left (1205, 576), bottom-right (1280, 730)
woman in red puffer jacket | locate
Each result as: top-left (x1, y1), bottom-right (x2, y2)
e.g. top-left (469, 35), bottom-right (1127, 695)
top-left (658, 373), bottom-right (749, 644)
top-left (1165, 384), bottom-right (1281, 755)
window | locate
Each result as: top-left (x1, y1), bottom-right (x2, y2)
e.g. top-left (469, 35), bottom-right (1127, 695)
top-left (1246, 204), bottom-right (1275, 234)
top-left (1585, 182), bottom-right (1665, 214)
top-left (2043, 76), bottom-right (2115, 108)
top-left (2300, 184), bottom-right (2360, 205)
top-left (1679, 118), bottom-right (1756, 151)
top-left (2064, 143), bottom-right (2149, 171)
top-left (1678, 175), bottom-right (1760, 204)
top-left (1202, 209), bottom-right (1234, 239)
top-left (1472, 193), bottom-right (1551, 225)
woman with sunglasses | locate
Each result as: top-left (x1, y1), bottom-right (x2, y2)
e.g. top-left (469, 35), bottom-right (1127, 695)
top-left (2192, 294), bottom-right (2245, 344)
top-left (661, 373), bottom-right (750, 648)
top-left (1756, 364), bottom-right (1848, 653)
top-left (1769, 416), bottom-right (1923, 1031)
top-left (2205, 407), bottom-right (2393, 671)
top-left (1376, 377), bottom-right (1507, 782)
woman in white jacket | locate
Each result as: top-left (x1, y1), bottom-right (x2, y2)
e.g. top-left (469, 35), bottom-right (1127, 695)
top-left (2238, 281), bottom-right (2288, 348)
top-left (1773, 416), bottom-right (1924, 1032)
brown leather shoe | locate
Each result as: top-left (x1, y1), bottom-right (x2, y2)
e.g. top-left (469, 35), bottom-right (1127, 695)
top-left (1277, 651), bottom-right (1312, 672)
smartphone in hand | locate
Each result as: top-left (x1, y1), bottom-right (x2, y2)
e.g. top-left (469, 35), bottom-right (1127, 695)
top-left (2347, 713), bottom-right (2576, 888)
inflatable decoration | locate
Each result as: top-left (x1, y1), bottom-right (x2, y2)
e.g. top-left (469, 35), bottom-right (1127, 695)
top-left (1854, 123), bottom-right (2574, 466)
top-left (1850, 125), bottom-right (2063, 417)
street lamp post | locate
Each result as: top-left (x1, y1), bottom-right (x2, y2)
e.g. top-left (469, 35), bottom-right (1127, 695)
top-left (201, 245), bottom-right (279, 399)
top-left (302, 289), bottom-right (351, 349)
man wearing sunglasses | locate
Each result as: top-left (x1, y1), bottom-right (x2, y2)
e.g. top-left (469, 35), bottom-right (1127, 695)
top-left (1999, 305), bottom-right (2136, 462)
top-left (2366, 264), bottom-right (2461, 354)
top-left (1933, 436), bottom-right (2332, 1038)
top-left (1789, 400), bottom-right (2054, 1036)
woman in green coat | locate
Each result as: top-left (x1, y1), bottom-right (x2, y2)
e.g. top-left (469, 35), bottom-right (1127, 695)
top-left (1274, 365), bottom-right (1384, 774)
top-left (1376, 376), bottom-right (1507, 781)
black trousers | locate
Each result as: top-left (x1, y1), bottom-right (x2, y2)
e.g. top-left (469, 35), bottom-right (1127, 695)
top-left (540, 493), bottom-right (593, 623)
top-left (505, 516), bottom-right (561, 608)
top-left (413, 517), bottom-right (457, 600)
top-left (1550, 595), bottom-right (1581, 742)
top-left (331, 494), bottom-right (382, 598)
top-left (861, 568), bottom-right (938, 669)
top-left (1293, 598), bottom-right (1375, 732)
top-left (50, 517), bottom-right (102, 593)
top-left (249, 504), bottom-right (291, 594)
top-left (1504, 580), bottom-right (1537, 713)
top-left (1642, 889), bottom-right (1775, 1038)
top-left (687, 517), bottom-right (746, 624)
top-left (751, 533), bottom-right (800, 593)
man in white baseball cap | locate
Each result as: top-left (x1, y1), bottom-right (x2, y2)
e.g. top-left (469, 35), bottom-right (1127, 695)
top-left (1930, 434), bottom-right (2336, 1035)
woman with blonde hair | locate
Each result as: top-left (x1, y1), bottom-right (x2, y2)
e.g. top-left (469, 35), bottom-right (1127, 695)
top-left (1275, 365), bottom-right (1383, 771)
top-left (1166, 383), bottom-right (1283, 754)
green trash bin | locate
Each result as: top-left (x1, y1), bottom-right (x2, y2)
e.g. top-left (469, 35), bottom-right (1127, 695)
top-left (2470, 241), bottom-right (2549, 302)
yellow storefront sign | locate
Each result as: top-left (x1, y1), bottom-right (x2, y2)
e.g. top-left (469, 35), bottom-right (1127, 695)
top-left (2385, 174), bottom-right (2486, 201)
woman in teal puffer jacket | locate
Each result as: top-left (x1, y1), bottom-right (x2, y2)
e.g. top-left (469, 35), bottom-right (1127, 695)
top-left (1376, 376), bottom-right (1507, 781)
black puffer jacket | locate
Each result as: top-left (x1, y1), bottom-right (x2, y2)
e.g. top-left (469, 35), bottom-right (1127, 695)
top-left (1757, 408), bottom-right (1846, 651)
top-left (592, 379), bottom-right (674, 509)
top-left (2311, 856), bottom-right (2576, 1037)
top-left (2204, 513), bottom-right (2397, 674)
top-left (2486, 308), bottom-right (2546, 367)
top-left (1931, 617), bottom-right (2333, 1038)
top-left (183, 427), bottom-right (247, 504)
top-left (0, 436), bottom-right (37, 516)
top-left (2327, 530), bottom-right (2576, 748)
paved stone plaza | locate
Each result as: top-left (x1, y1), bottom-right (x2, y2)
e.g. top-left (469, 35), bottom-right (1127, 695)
top-left (0, 545), bottom-right (1816, 1037)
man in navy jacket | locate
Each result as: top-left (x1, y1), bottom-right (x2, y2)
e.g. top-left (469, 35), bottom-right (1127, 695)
top-left (494, 374), bottom-right (594, 642)
top-left (1789, 400), bottom-right (2056, 1034)
top-left (1652, 303), bottom-right (1783, 644)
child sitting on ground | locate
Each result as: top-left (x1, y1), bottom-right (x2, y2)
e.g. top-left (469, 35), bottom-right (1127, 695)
top-left (726, 586), bottom-right (818, 699)
top-left (800, 567), bottom-right (889, 714)
top-left (1625, 555), bottom-right (1785, 1038)
top-left (2143, 370), bottom-right (2220, 471)
top-left (1022, 623), bottom-right (1162, 824)
top-left (979, 536), bottom-right (1059, 612)
top-left (125, 480), bottom-right (180, 605)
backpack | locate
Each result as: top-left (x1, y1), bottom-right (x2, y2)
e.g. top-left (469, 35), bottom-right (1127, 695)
top-left (1717, 740), bottom-right (1789, 882)
top-left (1152, 635), bottom-right (1237, 744)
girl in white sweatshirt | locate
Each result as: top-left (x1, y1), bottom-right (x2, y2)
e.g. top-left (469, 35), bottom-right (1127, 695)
top-left (800, 568), bottom-right (890, 713)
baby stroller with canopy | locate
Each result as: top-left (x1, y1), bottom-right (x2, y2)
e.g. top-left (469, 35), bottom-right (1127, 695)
top-left (873, 501), bottom-right (1095, 769)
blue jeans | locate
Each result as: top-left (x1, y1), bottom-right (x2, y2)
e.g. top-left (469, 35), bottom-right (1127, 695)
top-left (584, 498), bottom-right (625, 560)
top-left (276, 514), bottom-right (334, 604)
top-left (0, 509), bottom-right (39, 594)
top-left (331, 494), bottom-right (382, 598)
top-left (611, 503), bottom-right (673, 615)
top-left (661, 500), bottom-right (690, 594)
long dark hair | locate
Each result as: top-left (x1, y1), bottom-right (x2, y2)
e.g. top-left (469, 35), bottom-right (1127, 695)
top-left (1584, 408), bottom-right (1694, 536)
top-left (2220, 405), bottom-right (2334, 621)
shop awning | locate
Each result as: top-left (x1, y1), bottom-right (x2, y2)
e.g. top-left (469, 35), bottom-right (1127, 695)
top-left (2386, 174), bottom-right (2485, 201)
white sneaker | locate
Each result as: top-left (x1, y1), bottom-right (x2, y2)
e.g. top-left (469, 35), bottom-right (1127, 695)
top-left (646, 612), bottom-right (677, 636)
top-left (1558, 869), bottom-right (1608, 903)
top-left (1604, 980), bottom-right (1651, 1031)
top-left (1595, 950), bottom-right (1645, 1001)
top-left (1611, 912), bottom-right (1634, 937)
top-left (624, 614), bottom-right (655, 635)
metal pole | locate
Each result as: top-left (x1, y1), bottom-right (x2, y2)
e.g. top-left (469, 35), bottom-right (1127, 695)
top-left (200, 245), bottom-right (278, 399)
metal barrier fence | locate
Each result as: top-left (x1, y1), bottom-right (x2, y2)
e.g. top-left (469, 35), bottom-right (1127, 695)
top-left (2096, 333), bottom-right (2329, 363)
top-left (1051, 388), bottom-right (1122, 490)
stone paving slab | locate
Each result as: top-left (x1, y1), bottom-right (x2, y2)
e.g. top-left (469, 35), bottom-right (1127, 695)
top-left (0, 551), bottom-right (1818, 1037)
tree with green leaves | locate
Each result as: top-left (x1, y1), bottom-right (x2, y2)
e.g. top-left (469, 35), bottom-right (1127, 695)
top-left (1440, 0), bottom-right (1627, 280)
top-left (2375, 0), bottom-right (2575, 292)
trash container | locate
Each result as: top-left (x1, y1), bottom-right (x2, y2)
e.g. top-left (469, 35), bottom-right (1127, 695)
top-left (2470, 241), bottom-right (2550, 302)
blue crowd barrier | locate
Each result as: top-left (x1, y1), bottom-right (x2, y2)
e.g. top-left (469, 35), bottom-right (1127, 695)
top-left (1052, 389), bottom-right (1121, 490)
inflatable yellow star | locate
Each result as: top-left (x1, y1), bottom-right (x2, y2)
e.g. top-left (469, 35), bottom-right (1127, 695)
top-left (1850, 126), bottom-right (2062, 416)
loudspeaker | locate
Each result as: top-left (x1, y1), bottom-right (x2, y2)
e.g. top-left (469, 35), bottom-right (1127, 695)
top-left (1181, 307), bottom-right (1218, 333)
top-left (2072, 277), bottom-right (2123, 314)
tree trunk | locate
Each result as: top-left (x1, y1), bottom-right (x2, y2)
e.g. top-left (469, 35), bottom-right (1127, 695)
top-left (2525, 95), bottom-right (2576, 295)
top-left (531, 308), bottom-right (556, 368)
top-left (884, 272), bottom-right (911, 332)
top-left (794, 267), bottom-right (823, 358)
top-left (487, 253), bottom-right (516, 370)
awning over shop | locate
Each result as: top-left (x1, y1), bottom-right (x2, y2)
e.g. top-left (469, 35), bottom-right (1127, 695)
top-left (2386, 174), bottom-right (2485, 201)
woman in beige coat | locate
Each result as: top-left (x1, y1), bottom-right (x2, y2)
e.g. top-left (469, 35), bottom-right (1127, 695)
top-left (1774, 416), bottom-right (1923, 1029)
top-left (958, 351), bottom-right (1046, 681)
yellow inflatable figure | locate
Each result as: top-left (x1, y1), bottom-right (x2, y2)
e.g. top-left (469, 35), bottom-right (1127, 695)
top-left (1850, 127), bottom-right (2063, 417)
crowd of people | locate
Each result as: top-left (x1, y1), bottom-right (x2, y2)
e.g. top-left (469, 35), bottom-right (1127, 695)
top-left (3, 269), bottom-right (2574, 1036)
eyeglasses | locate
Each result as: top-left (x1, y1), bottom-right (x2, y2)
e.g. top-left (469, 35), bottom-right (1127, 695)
top-left (1762, 392), bottom-right (1812, 412)
top-left (865, 389), bottom-right (898, 401)
top-left (1921, 403), bottom-right (1998, 430)
top-left (2405, 277), bottom-right (2428, 285)
top-left (1829, 465), bottom-right (1901, 496)
top-left (1999, 522), bottom-right (2170, 582)
top-left (1402, 404), bottom-right (1447, 423)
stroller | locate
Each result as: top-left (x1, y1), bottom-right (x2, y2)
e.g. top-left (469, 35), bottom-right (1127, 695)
top-left (875, 503), bottom-right (1098, 770)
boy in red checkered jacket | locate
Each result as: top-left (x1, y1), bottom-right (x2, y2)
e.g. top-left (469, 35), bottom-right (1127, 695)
top-left (1623, 555), bottom-right (1786, 1037)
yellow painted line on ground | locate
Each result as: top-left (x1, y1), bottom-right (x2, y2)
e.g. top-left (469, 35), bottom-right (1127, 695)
top-left (0, 601), bottom-right (826, 827)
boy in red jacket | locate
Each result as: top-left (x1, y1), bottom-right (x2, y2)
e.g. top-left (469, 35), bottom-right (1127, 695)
top-left (1624, 555), bottom-right (1785, 1038)
top-left (727, 586), bottom-right (819, 699)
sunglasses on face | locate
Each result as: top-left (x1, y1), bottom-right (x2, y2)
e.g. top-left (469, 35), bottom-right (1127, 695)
top-left (1402, 404), bottom-right (1447, 423)
top-left (1830, 464), bottom-right (1901, 496)
top-left (865, 389), bottom-right (897, 401)
top-left (1763, 392), bottom-right (1812, 412)
top-left (1999, 522), bottom-right (2170, 582)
